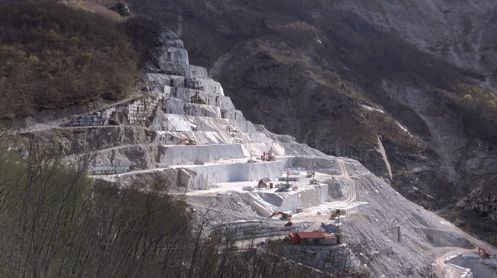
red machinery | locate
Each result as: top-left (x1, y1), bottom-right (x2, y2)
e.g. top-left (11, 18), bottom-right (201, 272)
top-left (178, 138), bottom-right (196, 145)
top-left (477, 247), bottom-right (491, 259)
top-left (288, 232), bottom-right (337, 246)
top-left (261, 152), bottom-right (276, 161)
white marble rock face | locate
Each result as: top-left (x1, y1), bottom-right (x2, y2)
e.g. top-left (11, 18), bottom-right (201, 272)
top-left (59, 29), bottom-right (308, 177)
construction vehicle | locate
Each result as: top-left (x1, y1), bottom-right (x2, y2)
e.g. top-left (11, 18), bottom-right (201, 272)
top-left (279, 170), bottom-right (299, 182)
top-left (477, 247), bottom-right (491, 259)
top-left (178, 138), bottom-right (196, 145)
top-left (306, 171), bottom-right (315, 178)
top-left (309, 179), bottom-right (319, 185)
top-left (276, 171), bottom-right (295, 192)
top-left (275, 183), bottom-right (291, 192)
top-left (258, 178), bottom-right (270, 188)
top-left (330, 209), bottom-right (345, 220)
top-left (270, 211), bottom-right (292, 221)
top-left (330, 209), bottom-right (345, 234)
top-left (261, 151), bottom-right (276, 161)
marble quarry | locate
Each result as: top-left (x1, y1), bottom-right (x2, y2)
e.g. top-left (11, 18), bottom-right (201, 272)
top-left (20, 30), bottom-right (497, 278)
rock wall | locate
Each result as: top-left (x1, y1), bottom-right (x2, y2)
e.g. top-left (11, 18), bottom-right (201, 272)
top-left (461, 188), bottom-right (497, 222)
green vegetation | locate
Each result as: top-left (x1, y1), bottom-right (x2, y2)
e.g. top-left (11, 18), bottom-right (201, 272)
top-left (440, 81), bottom-right (497, 142)
top-left (0, 2), bottom-right (139, 120)
top-left (0, 141), bottom-right (188, 277)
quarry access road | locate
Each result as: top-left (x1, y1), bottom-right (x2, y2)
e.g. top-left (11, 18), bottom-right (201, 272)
top-left (292, 158), bottom-right (362, 224)
top-left (434, 248), bottom-right (473, 278)
top-left (433, 220), bottom-right (497, 278)
top-left (337, 158), bottom-right (358, 203)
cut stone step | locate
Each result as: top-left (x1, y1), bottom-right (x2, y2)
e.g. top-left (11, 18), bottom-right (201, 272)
top-left (170, 87), bottom-right (235, 110)
top-left (162, 97), bottom-right (247, 121)
top-left (163, 98), bottom-right (222, 118)
top-left (70, 143), bottom-right (253, 175)
top-left (158, 144), bottom-right (250, 167)
top-left (28, 125), bottom-right (287, 158)
top-left (150, 114), bottom-right (254, 133)
top-left (153, 130), bottom-right (281, 146)
top-left (146, 72), bottom-right (224, 95)
top-left (153, 130), bottom-right (235, 145)
top-left (173, 157), bottom-right (294, 184)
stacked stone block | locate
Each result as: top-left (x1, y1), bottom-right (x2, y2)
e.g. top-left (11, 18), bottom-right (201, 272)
top-left (51, 30), bottom-right (319, 178)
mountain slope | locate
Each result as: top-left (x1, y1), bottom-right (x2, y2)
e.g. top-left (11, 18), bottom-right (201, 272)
top-left (334, 0), bottom-right (497, 85)
top-left (16, 25), bottom-right (497, 277)
top-left (128, 0), bottom-right (497, 244)
top-left (0, 2), bottom-right (139, 120)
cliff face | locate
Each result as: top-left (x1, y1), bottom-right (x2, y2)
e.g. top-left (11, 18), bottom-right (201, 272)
top-left (462, 189), bottom-right (497, 222)
top-left (127, 0), bottom-right (497, 243)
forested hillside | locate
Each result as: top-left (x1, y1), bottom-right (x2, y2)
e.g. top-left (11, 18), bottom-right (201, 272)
top-left (0, 3), bottom-right (138, 119)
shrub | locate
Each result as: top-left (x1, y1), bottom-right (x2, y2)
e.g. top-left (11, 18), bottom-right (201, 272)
top-left (463, 94), bottom-right (473, 102)
top-left (0, 2), bottom-right (139, 120)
